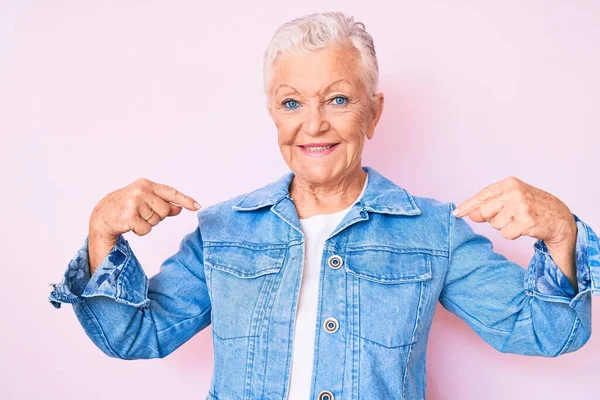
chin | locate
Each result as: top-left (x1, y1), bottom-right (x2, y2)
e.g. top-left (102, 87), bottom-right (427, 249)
top-left (293, 163), bottom-right (340, 183)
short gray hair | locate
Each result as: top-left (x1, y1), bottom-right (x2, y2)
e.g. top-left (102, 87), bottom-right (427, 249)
top-left (263, 11), bottom-right (379, 104)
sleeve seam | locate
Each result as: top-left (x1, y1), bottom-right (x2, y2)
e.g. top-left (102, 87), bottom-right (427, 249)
top-left (557, 313), bottom-right (581, 356)
top-left (115, 243), bottom-right (134, 300)
top-left (448, 203), bottom-right (453, 263)
top-left (156, 305), bottom-right (212, 335)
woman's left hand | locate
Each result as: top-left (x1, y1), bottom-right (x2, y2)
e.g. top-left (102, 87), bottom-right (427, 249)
top-left (452, 176), bottom-right (578, 291)
top-left (452, 176), bottom-right (576, 246)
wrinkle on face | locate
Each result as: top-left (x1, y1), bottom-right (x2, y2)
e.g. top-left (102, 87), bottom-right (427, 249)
top-left (266, 42), bottom-right (384, 217)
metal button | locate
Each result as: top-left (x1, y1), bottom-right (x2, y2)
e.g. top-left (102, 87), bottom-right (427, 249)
top-left (327, 254), bottom-right (343, 269)
top-left (318, 390), bottom-right (334, 400)
top-left (323, 317), bottom-right (339, 333)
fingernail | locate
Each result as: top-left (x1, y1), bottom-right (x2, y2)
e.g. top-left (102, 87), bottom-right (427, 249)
top-left (452, 208), bottom-right (459, 216)
top-left (194, 202), bottom-right (201, 209)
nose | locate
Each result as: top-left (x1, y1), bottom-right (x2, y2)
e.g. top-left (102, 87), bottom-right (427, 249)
top-left (302, 103), bottom-right (330, 137)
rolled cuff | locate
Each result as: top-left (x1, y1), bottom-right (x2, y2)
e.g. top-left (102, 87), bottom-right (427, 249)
top-left (525, 213), bottom-right (599, 304)
top-left (48, 234), bottom-right (150, 309)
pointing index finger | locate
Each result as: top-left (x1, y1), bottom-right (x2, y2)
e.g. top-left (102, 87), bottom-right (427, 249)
top-left (152, 182), bottom-right (200, 211)
top-left (453, 183), bottom-right (500, 218)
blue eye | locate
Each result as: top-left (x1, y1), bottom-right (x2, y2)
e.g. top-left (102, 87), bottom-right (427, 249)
top-left (283, 99), bottom-right (300, 109)
top-left (332, 96), bottom-right (348, 105)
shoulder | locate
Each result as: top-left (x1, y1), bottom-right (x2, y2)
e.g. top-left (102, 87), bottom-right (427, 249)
top-left (195, 170), bottom-right (292, 225)
top-left (412, 194), bottom-right (455, 219)
top-left (396, 187), bottom-right (455, 242)
top-left (195, 192), bottom-right (248, 225)
top-left (415, 193), bottom-right (454, 228)
top-left (194, 173), bottom-right (284, 229)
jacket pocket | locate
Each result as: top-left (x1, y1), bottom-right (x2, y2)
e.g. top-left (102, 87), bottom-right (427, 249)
top-left (205, 243), bottom-right (286, 339)
top-left (344, 249), bottom-right (432, 348)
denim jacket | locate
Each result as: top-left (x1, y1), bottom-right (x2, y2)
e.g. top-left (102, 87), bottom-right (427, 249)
top-left (49, 165), bottom-right (600, 400)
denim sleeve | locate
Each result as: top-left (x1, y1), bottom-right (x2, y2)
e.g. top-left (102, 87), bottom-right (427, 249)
top-left (48, 222), bottom-right (211, 360)
top-left (439, 202), bottom-right (599, 357)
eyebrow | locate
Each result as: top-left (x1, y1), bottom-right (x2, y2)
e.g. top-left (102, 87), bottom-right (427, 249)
top-left (275, 78), bottom-right (351, 96)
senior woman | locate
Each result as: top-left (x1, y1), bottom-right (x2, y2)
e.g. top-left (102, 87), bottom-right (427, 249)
top-left (49, 12), bottom-right (599, 400)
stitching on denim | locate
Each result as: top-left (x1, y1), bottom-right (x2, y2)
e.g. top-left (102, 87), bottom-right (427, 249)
top-left (327, 210), bottom-right (369, 240)
top-left (245, 255), bottom-right (284, 399)
top-left (343, 245), bottom-right (448, 257)
top-left (339, 233), bottom-right (350, 399)
top-left (206, 263), bottom-right (213, 313)
top-left (115, 249), bottom-right (133, 301)
top-left (526, 255), bottom-right (537, 295)
top-left (353, 273), bottom-right (360, 399)
top-left (528, 290), bottom-right (572, 304)
top-left (310, 244), bottom-right (327, 399)
top-left (344, 267), bottom-right (431, 284)
top-left (581, 219), bottom-right (597, 291)
top-left (206, 262), bottom-right (282, 279)
top-left (243, 333), bottom-right (253, 400)
top-left (155, 306), bottom-right (212, 335)
top-left (204, 245), bottom-right (286, 279)
top-left (255, 269), bottom-right (280, 336)
top-left (444, 203), bottom-right (454, 294)
top-left (236, 193), bottom-right (289, 210)
top-left (348, 331), bottom-right (417, 349)
top-left (260, 286), bottom-right (274, 399)
top-left (271, 205), bottom-right (303, 238)
top-left (277, 244), bottom-right (303, 399)
top-left (258, 268), bottom-right (286, 399)
top-left (258, 246), bottom-right (294, 399)
top-left (232, 190), bottom-right (254, 208)
top-left (343, 220), bottom-right (360, 399)
top-left (557, 313), bottom-right (581, 356)
top-left (204, 240), bottom-right (290, 249)
top-left (212, 330), bottom-right (259, 340)
top-left (403, 259), bottom-right (429, 397)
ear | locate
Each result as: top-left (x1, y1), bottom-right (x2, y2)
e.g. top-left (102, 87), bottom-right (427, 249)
top-left (366, 92), bottom-right (384, 140)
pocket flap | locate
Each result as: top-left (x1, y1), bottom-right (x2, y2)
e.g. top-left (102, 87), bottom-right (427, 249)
top-left (345, 250), bottom-right (432, 283)
top-left (205, 244), bottom-right (285, 278)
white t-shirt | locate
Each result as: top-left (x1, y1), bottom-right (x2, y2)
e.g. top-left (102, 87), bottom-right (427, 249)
top-left (287, 173), bottom-right (369, 399)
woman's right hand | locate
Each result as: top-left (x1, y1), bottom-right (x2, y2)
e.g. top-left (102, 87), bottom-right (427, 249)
top-left (87, 178), bottom-right (201, 274)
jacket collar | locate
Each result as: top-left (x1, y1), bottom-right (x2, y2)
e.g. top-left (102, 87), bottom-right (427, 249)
top-left (232, 165), bottom-right (421, 216)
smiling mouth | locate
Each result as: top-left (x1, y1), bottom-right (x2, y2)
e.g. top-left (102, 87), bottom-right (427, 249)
top-left (299, 143), bottom-right (340, 151)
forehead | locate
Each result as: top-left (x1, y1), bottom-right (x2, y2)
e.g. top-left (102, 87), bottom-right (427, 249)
top-left (272, 44), bottom-right (362, 94)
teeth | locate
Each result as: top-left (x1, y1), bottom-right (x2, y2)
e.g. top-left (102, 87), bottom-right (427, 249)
top-left (305, 144), bottom-right (335, 151)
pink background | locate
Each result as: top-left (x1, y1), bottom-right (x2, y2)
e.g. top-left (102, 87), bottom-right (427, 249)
top-left (2, 1), bottom-right (598, 399)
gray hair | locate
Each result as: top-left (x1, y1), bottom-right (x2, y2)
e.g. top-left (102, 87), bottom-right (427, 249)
top-left (263, 11), bottom-right (379, 106)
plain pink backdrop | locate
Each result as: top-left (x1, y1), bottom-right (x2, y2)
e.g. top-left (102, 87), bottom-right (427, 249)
top-left (2, 1), bottom-right (598, 399)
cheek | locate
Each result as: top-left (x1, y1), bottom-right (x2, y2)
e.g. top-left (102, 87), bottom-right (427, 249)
top-left (275, 117), bottom-right (300, 145)
top-left (332, 111), bottom-right (368, 141)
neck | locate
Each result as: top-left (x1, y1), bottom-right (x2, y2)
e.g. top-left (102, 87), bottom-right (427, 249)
top-left (289, 166), bottom-right (367, 219)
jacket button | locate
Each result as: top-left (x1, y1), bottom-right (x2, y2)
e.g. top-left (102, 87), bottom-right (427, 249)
top-left (323, 317), bottom-right (339, 333)
top-left (327, 255), bottom-right (343, 269)
top-left (318, 390), bottom-right (334, 400)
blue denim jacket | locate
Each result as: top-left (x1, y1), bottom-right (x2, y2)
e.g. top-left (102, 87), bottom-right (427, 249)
top-left (49, 165), bottom-right (600, 400)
